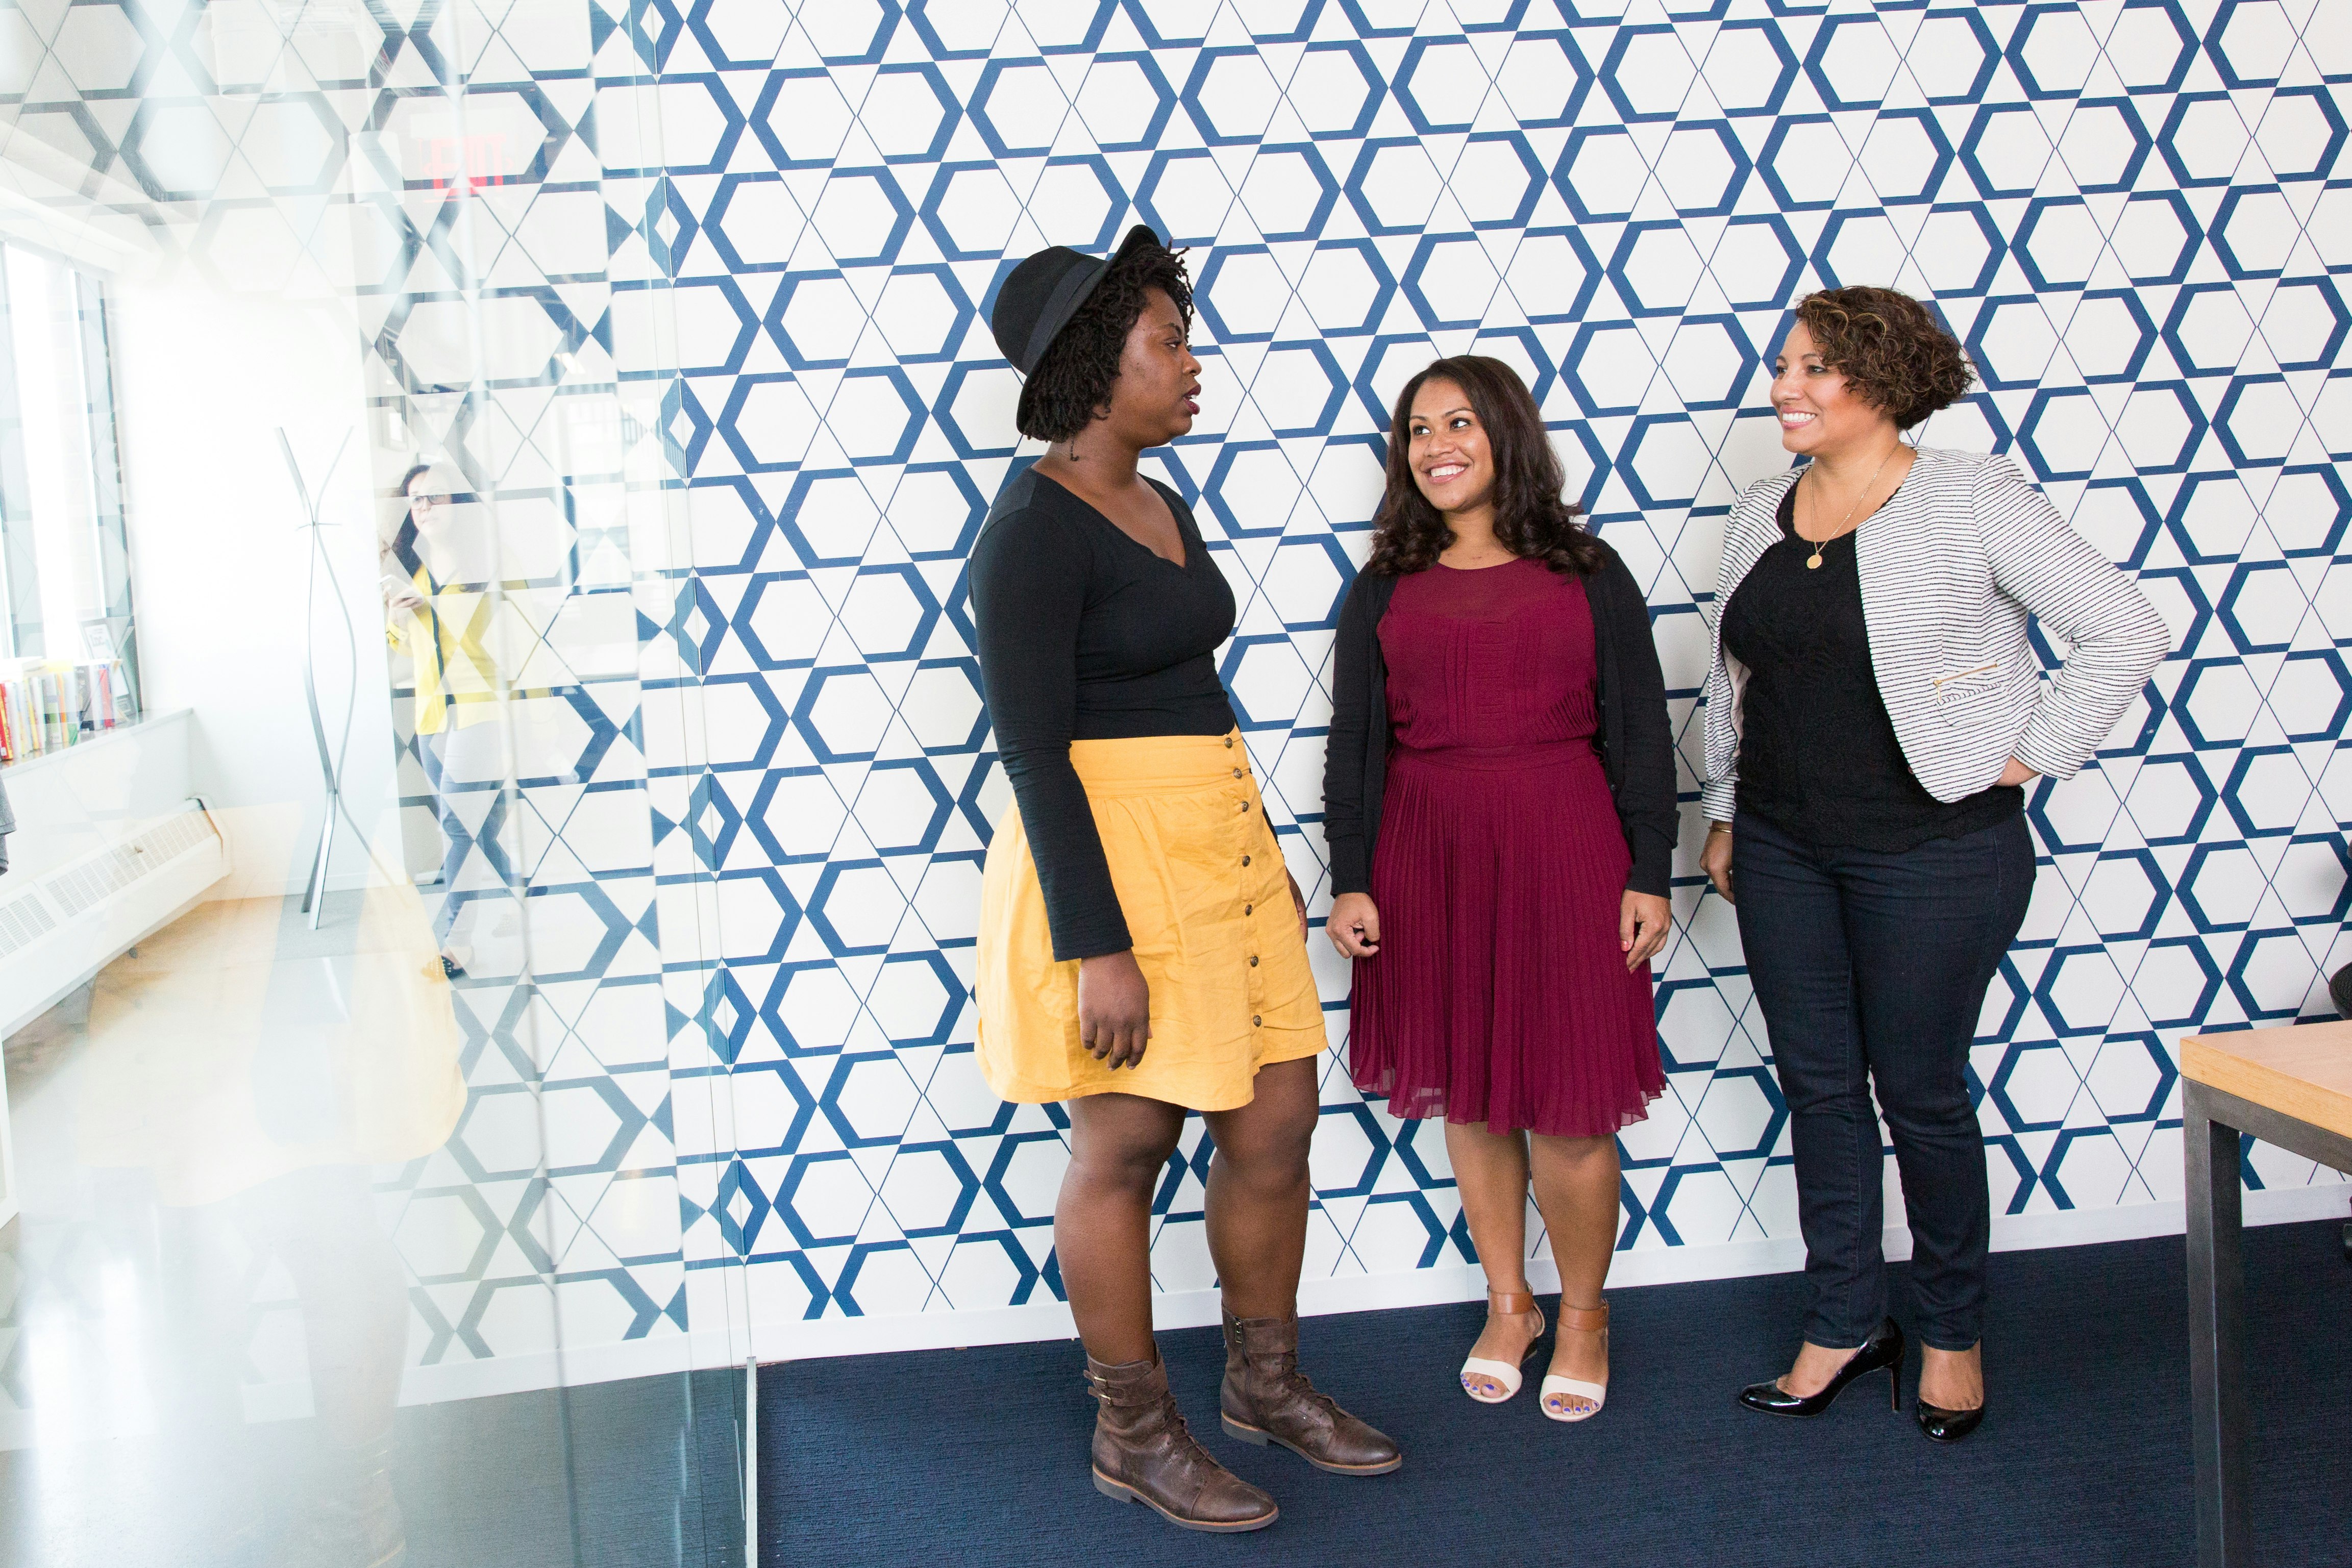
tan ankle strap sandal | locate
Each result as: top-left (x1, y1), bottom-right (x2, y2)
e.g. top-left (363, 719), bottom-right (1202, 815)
top-left (1542, 1300), bottom-right (1610, 1424)
top-left (1459, 1287), bottom-right (1546, 1405)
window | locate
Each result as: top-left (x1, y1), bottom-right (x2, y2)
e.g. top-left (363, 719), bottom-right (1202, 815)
top-left (0, 242), bottom-right (137, 704)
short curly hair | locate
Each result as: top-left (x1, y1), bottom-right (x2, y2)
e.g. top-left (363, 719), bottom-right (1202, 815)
top-left (1013, 237), bottom-right (1193, 442)
top-left (1793, 286), bottom-right (1974, 430)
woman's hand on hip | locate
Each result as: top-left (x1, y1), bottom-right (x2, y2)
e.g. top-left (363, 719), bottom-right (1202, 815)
top-left (1286, 869), bottom-right (1310, 941)
top-left (1995, 757), bottom-right (2040, 788)
top-left (1326, 892), bottom-right (1381, 959)
top-left (1701, 822), bottom-right (1734, 905)
top-left (1077, 951), bottom-right (1152, 1069)
top-left (1620, 890), bottom-right (1672, 971)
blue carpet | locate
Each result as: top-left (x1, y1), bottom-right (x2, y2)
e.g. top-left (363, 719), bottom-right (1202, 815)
top-left (759, 1217), bottom-right (2352, 1567)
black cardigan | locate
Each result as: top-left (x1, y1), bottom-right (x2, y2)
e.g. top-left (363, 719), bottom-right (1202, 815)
top-left (1320, 540), bottom-right (1678, 899)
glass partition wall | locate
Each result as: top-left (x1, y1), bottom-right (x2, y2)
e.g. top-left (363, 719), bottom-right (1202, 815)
top-left (0, 5), bottom-right (753, 1565)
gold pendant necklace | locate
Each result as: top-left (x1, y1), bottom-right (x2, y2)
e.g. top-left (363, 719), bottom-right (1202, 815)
top-left (1804, 447), bottom-right (1898, 569)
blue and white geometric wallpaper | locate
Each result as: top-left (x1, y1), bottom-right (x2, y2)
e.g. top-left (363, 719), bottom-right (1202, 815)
top-left (4, 0), bottom-right (2347, 1377)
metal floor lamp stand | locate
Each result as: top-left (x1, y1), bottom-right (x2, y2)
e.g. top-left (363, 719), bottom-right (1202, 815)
top-left (281, 428), bottom-right (357, 930)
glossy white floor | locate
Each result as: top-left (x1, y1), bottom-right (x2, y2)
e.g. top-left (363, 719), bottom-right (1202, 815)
top-left (0, 894), bottom-right (742, 1568)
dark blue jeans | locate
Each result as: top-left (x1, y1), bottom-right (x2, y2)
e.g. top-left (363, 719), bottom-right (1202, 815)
top-left (1732, 809), bottom-right (2034, 1351)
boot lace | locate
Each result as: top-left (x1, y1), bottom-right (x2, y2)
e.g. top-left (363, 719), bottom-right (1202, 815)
top-left (1261, 1349), bottom-right (1338, 1415)
top-left (1086, 1375), bottom-right (1210, 1454)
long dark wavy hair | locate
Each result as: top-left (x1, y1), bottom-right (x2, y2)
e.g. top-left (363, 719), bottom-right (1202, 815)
top-left (1365, 356), bottom-right (1603, 578)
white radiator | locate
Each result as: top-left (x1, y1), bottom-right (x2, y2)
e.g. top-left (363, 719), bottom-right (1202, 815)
top-left (0, 798), bottom-right (230, 1039)
top-left (0, 794), bottom-right (231, 1230)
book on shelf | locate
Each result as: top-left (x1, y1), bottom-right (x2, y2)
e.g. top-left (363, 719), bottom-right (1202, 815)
top-left (0, 657), bottom-right (140, 764)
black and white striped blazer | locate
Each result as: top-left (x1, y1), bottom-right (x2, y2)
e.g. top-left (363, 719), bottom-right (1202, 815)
top-left (1699, 447), bottom-right (2170, 825)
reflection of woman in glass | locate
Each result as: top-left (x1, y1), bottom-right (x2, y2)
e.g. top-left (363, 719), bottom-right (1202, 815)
top-left (383, 460), bottom-right (502, 977)
top-left (1324, 357), bottom-right (1674, 1424)
top-left (970, 227), bottom-right (1399, 1534)
top-left (71, 827), bottom-right (465, 1563)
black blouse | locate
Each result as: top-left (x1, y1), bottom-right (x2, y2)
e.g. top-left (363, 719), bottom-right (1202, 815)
top-left (1720, 484), bottom-right (2021, 851)
top-left (967, 465), bottom-right (1238, 961)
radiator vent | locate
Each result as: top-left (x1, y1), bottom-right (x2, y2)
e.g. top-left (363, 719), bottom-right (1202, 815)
top-left (0, 888), bottom-right (57, 955)
top-left (45, 810), bottom-right (218, 918)
top-left (0, 795), bottom-right (230, 1047)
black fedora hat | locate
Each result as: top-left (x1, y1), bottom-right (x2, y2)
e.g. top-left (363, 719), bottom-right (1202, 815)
top-left (989, 223), bottom-right (1163, 376)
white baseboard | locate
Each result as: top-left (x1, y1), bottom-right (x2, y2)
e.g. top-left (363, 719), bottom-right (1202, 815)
top-left (314, 1180), bottom-right (2352, 1409)
top-left (741, 1181), bottom-right (2352, 1363)
top-left (393, 1333), bottom-right (708, 1407)
top-left (1981, 1183), bottom-right (2350, 1253)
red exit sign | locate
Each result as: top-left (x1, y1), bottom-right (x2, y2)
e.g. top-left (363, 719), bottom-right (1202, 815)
top-left (408, 133), bottom-right (512, 189)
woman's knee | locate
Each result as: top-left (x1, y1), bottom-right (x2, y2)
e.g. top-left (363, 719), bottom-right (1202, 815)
top-left (1210, 1104), bottom-right (1317, 1190)
top-left (1776, 1067), bottom-right (1875, 1119)
top-left (1879, 1093), bottom-right (1981, 1147)
top-left (1070, 1143), bottom-right (1176, 1204)
top-left (1872, 1056), bottom-right (1977, 1139)
top-left (1067, 1106), bottom-right (1182, 1199)
top-left (1530, 1132), bottom-right (1618, 1169)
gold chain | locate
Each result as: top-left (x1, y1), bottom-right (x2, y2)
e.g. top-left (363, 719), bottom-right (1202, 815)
top-left (1802, 446), bottom-right (1899, 570)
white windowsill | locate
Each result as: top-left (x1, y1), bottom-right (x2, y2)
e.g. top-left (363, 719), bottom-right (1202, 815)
top-left (1, 707), bottom-right (190, 780)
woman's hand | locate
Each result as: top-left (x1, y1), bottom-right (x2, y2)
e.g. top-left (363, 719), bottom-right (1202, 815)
top-left (1286, 869), bottom-right (1309, 941)
top-left (1701, 823), bottom-right (1734, 905)
top-left (1620, 890), bottom-right (1672, 971)
top-left (1326, 891), bottom-right (1381, 959)
top-left (1077, 950), bottom-right (1151, 1069)
top-left (1995, 757), bottom-right (2040, 788)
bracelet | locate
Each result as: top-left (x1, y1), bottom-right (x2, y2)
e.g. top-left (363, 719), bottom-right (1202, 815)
top-left (1707, 823), bottom-right (1733, 836)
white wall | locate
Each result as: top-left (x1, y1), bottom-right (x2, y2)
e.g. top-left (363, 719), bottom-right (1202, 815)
top-left (110, 268), bottom-right (399, 900)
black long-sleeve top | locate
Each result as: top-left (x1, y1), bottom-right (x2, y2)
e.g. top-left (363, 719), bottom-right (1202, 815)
top-left (1720, 483), bottom-right (2021, 850)
top-left (1322, 539), bottom-right (1678, 899)
top-left (968, 466), bottom-right (1239, 961)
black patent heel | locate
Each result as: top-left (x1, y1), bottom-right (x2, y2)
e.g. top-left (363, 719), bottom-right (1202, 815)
top-left (1915, 1341), bottom-right (1987, 1441)
top-left (1915, 1398), bottom-right (1986, 1442)
top-left (1736, 1317), bottom-right (1907, 1418)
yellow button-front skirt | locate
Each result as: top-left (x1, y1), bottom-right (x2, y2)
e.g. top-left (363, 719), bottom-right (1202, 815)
top-left (976, 730), bottom-right (1328, 1111)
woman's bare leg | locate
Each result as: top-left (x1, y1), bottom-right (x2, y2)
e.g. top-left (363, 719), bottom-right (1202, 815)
top-left (1528, 1132), bottom-right (1622, 1411)
top-left (1199, 1057), bottom-right (1319, 1315)
top-left (1057, 1092), bottom-right (1186, 1364)
top-left (1445, 1119), bottom-right (1542, 1394)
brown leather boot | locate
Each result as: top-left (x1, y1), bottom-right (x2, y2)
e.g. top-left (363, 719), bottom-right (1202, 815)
top-left (1219, 1309), bottom-right (1403, 1474)
top-left (1085, 1351), bottom-right (1278, 1532)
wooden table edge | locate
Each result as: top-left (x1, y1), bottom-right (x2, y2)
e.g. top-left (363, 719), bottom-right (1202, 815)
top-left (2180, 1035), bottom-right (2352, 1145)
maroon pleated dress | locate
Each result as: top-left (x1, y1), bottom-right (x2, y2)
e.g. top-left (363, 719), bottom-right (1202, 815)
top-left (1348, 558), bottom-right (1664, 1138)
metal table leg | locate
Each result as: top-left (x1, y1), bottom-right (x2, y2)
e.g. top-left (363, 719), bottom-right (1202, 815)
top-left (2185, 1084), bottom-right (2250, 1568)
